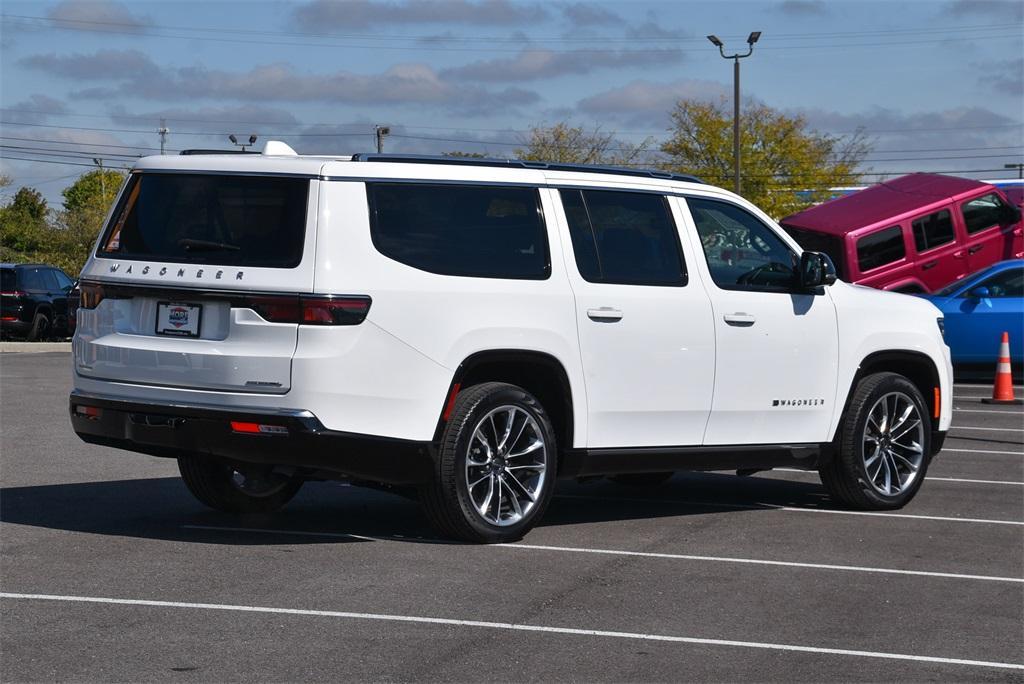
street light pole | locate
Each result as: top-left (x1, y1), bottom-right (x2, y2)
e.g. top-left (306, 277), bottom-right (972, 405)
top-left (707, 31), bottom-right (761, 195)
top-left (375, 125), bottom-right (391, 153)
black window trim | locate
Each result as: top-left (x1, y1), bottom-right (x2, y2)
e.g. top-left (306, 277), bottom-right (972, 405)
top-left (559, 188), bottom-right (688, 288)
top-left (365, 181), bottom-right (552, 282)
top-left (856, 224), bottom-right (908, 274)
top-left (682, 195), bottom-right (807, 295)
top-left (960, 192), bottom-right (1007, 236)
top-left (910, 209), bottom-right (956, 255)
top-left (95, 172), bottom-right (313, 269)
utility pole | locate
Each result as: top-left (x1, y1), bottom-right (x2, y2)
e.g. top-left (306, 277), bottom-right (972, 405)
top-left (707, 31), bottom-right (761, 196)
top-left (92, 158), bottom-right (106, 199)
top-left (158, 118), bottom-right (169, 155)
top-left (375, 125), bottom-right (391, 153)
top-left (1005, 163), bottom-right (1024, 180)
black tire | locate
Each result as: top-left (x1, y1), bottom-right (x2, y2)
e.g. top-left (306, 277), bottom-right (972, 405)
top-left (26, 312), bottom-right (49, 342)
top-left (420, 382), bottom-right (558, 543)
top-left (177, 455), bottom-right (304, 514)
top-left (819, 372), bottom-right (932, 510)
top-left (609, 472), bottom-right (674, 486)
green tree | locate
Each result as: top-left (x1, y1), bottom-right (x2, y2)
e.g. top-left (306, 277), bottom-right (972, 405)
top-left (661, 99), bottom-right (870, 219)
top-left (515, 122), bottom-right (654, 166)
top-left (62, 169), bottom-right (125, 214)
top-left (0, 186), bottom-right (50, 264)
top-left (9, 187), bottom-right (48, 222)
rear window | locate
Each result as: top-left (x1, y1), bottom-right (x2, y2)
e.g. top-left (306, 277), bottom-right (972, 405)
top-left (857, 226), bottom-right (906, 272)
top-left (98, 173), bottom-right (309, 268)
top-left (911, 210), bottom-right (955, 252)
top-left (780, 225), bottom-right (846, 275)
top-left (367, 183), bottom-right (549, 280)
top-left (1, 269), bottom-right (15, 291)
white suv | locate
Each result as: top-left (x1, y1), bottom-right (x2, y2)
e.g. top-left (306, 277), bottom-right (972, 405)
top-left (70, 143), bottom-right (953, 542)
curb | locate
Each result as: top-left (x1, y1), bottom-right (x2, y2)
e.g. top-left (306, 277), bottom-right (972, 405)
top-left (0, 342), bottom-right (72, 353)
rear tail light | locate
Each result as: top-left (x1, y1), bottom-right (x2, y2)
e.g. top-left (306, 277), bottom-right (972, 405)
top-left (240, 294), bottom-right (371, 325)
top-left (80, 282), bottom-right (105, 309)
top-left (1, 291), bottom-right (26, 297)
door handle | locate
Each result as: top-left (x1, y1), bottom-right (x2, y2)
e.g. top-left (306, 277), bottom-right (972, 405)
top-left (922, 261), bottom-right (937, 270)
top-left (723, 312), bottom-right (756, 326)
top-left (968, 245), bottom-right (984, 255)
top-left (953, 250), bottom-right (965, 259)
top-left (587, 307), bottom-right (623, 322)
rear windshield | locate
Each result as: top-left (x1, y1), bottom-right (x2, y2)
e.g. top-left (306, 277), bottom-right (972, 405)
top-left (98, 173), bottom-right (309, 268)
top-left (779, 225), bottom-right (846, 275)
top-left (1, 269), bottom-right (15, 291)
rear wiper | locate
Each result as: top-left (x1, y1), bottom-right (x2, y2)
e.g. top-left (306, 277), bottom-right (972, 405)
top-left (178, 238), bottom-right (240, 252)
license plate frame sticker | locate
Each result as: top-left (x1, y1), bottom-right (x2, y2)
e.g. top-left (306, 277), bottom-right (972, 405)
top-left (156, 301), bottom-right (202, 338)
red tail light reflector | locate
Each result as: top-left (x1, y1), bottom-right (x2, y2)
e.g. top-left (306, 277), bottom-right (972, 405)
top-left (75, 405), bottom-right (103, 420)
top-left (230, 421), bottom-right (288, 435)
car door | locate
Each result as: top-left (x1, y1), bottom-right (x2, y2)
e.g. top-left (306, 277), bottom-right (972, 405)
top-left (50, 268), bottom-right (75, 333)
top-left (909, 208), bottom-right (966, 291)
top-left (960, 192), bottom-right (1020, 271)
top-left (852, 224), bottom-right (920, 292)
top-left (944, 265), bottom-right (1024, 363)
top-left (677, 195), bottom-right (839, 446)
top-left (548, 186), bottom-right (715, 448)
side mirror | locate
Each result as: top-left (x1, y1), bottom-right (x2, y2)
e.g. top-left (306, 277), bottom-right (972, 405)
top-left (969, 286), bottom-right (991, 299)
top-left (798, 251), bottom-right (837, 289)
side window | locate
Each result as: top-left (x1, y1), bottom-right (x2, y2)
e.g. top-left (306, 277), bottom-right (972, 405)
top-left (20, 268), bottom-right (47, 291)
top-left (686, 197), bottom-right (797, 292)
top-left (970, 267), bottom-right (1024, 298)
top-left (559, 189), bottom-right (686, 286)
top-left (367, 183), bottom-right (550, 280)
top-left (41, 270), bottom-right (61, 291)
top-left (962, 193), bottom-right (1007, 234)
top-left (911, 210), bottom-right (955, 253)
top-left (857, 226), bottom-right (905, 272)
top-left (52, 270), bottom-right (75, 290)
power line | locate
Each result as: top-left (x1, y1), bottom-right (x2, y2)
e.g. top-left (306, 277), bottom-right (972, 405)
top-left (4, 13), bottom-right (1020, 44)
top-left (2, 15), bottom-right (1019, 54)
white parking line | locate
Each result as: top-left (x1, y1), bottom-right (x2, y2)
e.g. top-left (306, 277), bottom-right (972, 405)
top-left (953, 408), bottom-right (1024, 415)
top-left (941, 448), bottom-right (1024, 455)
top-left (951, 426), bottom-right (1024, 432)
top-left (772, 468), bottom-right (1024, 486)
top-left (3, 592), bottom-right (1022, 671)
top-left (182, 525), bottom-right (1023, 584)
top-left (554, 495), bottom-right (1024, 526)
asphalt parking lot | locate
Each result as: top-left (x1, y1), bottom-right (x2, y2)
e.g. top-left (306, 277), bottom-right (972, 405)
top-left (1, 352), bottom-right (1022, 682)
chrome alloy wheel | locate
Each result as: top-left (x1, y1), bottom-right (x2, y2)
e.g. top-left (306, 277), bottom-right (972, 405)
top-left (465, 405), bottom-right (548, 527)
top-left (862, 391), bottom-right (925, 496)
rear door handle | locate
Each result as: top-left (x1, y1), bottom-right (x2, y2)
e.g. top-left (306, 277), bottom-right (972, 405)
top-left (723, 313), bottom-right (756, 326)
top-left (587, 307), bottom-right (623, 322)
top-left (968, 245), bottom-right (984, 255)
top-left (922, 261), bottom-right (937, 270)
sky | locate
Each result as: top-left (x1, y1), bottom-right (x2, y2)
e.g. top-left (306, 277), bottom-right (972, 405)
top-left (0, 0), bottom-right (1022, 205)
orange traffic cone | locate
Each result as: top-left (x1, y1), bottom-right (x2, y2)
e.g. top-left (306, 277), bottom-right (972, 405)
top-left (982, 332), bottom-right (1022, 405)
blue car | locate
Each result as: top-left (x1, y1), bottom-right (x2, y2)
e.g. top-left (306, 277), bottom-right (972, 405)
top-left (922, 260), bottom-right (1024, 365)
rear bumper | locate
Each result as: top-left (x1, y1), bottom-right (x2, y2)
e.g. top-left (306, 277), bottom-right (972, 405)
top-left (69, 391), bottom-right (436, 485)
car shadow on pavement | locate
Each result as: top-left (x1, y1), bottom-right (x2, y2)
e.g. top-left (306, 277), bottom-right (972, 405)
top-left (0, 471), bottom-right (830, 545)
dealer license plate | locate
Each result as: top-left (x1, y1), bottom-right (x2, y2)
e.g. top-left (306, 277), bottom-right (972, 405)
top-left (156, 301), bottom-right (202, 337)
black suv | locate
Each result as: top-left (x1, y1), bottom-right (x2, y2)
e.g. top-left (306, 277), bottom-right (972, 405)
top-left (1, 263), bottom-right (78, 341)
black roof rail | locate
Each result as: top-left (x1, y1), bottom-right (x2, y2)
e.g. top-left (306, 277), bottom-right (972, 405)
top-left (350, 153), bottom-right (703, 184)
top-left (179, 149), bottom-right (258, 156)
